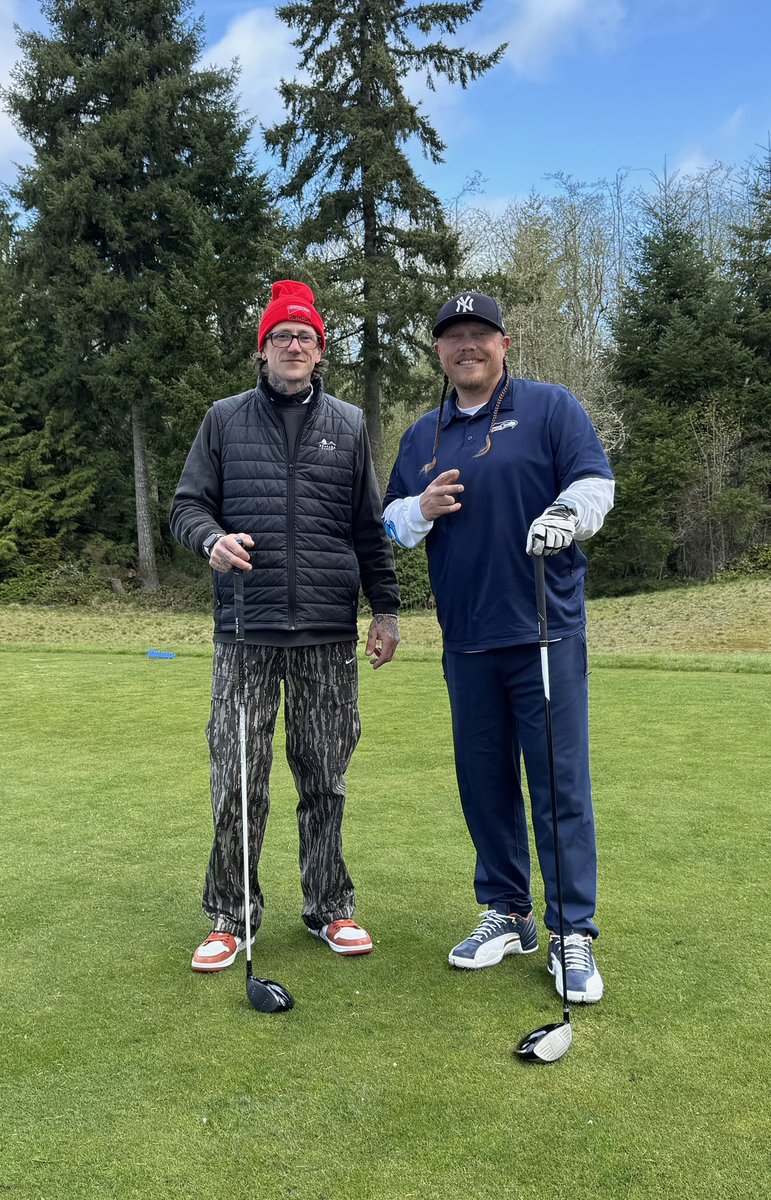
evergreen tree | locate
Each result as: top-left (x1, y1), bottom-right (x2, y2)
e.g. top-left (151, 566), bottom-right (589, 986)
top-left (0, 200), bottom-right (60, 584)
top-left (613, 198), bottom-right (747, 407)
top-left (3, 0), bottom-right (281, 588)
top-left (592, 183), bottom-right (758, 585)
top-left (732, 151), bottom-right (771, 454)
top-left (265, 0), bottom-right (505, 468)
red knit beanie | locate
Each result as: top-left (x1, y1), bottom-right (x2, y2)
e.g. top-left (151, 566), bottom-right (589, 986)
top-left (257, 280), bottom-right (326, 350)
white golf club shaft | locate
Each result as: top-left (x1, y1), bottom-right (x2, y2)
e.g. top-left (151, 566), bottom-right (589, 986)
top-left (534, 555), bottom-right (571, 1025)
top-left (239, 704), bottom-right (252, 969)
top-left (234, 566), bottom-right (253, 972)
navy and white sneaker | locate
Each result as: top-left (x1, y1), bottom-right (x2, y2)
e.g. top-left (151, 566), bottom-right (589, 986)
top-left (448, 909), bottom-right (538, 969)
top-left (548, 932), bottom-right (604, 1003)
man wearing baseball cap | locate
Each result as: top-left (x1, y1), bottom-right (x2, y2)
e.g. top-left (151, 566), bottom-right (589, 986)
top-left (383, 289), bottom-right (614, 1003)
top-left (171, 280), bottom-right (400, 972)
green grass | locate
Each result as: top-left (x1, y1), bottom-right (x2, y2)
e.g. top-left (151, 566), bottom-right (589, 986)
top-left (0, 572), bottom-right (769, 658)
top-left (2, 587), bottom-right (771, 1199)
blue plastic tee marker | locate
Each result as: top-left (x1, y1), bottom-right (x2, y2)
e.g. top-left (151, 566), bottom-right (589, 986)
top-left (146, 649), bottom-right (176, 660)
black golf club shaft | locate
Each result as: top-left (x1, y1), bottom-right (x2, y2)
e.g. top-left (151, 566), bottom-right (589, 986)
top-left (534, 555), bottom-right (571, 1028)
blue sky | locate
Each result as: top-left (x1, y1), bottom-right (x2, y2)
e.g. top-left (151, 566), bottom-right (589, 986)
top-left (1, 0), bottom-right (769, 208)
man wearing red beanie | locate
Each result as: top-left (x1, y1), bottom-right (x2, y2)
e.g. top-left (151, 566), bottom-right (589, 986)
top-left (171, 279), bottom-right (400, 972)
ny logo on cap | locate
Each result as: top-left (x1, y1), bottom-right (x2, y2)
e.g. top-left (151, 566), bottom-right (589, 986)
top-left (455, 295), bottom-right (475, 314)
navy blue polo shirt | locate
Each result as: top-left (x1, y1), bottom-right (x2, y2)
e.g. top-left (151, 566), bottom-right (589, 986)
top-left (384, 376), bottom-right (614, 651)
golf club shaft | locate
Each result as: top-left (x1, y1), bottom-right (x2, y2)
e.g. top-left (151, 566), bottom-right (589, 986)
top-left (534, 555), bottom-right (571, 1025)
top-left (233, 566), bottom-right (253, 976)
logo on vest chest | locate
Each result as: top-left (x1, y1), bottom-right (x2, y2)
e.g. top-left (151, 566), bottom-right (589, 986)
top-left (317, 438), bottom-right (337, 451)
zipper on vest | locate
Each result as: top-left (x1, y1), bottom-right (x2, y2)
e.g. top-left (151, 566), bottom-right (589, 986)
top-left (286, 399), bottom-right (320, 629)
top-left (264, 397), bottom-right (297, 628)
top-left (265, 386), bottom-right (319, 631)
top-left (287, 459), bottom-right (296, 628)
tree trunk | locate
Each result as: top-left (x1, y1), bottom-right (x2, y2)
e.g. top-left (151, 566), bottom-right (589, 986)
top-left (362, 302), bottom-right (383, 473)
top-left (131, 404), bottom-right (159, 590)
top-left (358, 16), bottom-right (383, 477)
top-left (360, 172), bottom-right (384, 470)
top-left (361, 183), bottom-right (383, 471)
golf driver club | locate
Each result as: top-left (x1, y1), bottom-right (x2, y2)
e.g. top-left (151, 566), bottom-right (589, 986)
top-left (515, 554), bottom-right (572, 1064)
top-left (233, 560), bottom-right (294, 1013)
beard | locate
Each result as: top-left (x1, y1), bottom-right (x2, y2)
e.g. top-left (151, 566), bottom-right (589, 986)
top-left (267, 367), bottom-right (313, 394)
top-left (448, 357), bottom-right (501, 395)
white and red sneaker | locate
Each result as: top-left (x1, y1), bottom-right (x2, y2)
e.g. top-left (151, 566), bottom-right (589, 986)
top-left (309, 919), bottom-right (373, 956)
top-left (191, 930), bottom-right (250, 972)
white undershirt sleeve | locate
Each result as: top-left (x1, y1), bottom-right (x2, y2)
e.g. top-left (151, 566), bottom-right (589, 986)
top-left (383, 495), bottom-right (433, 549)
top-left (557, 476), bottom-right (615, 540)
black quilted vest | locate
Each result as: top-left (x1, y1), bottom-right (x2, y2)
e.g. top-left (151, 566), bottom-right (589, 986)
top-left (211, 385), bottom-right (364, 640)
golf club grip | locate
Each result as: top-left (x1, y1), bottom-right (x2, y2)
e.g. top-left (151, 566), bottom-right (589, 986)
top-left (534, 555), bottom-right (551, 700)
top-left (534, 554), bottom-right (548, 646)
top-left (233, 567), bottom-right (245, 644)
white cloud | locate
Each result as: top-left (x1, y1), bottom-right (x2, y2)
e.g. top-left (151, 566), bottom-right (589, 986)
top-left (1, 4), bottom-right (296, 183)
top-left (501, 0), bottom-right (627, 79)
top-left (469, 191), bottom-right (529, 218)
top-left (0, 0), bottom-right (17, 36)
top-left (0, 107), bottom-right (23, 165)
top-left (624, 0), bottom-right (718, 39)
top-left (400, 0), bottom-right (627, 150)
top-left (718, 105), bottom-right (746, 141)
top-left (675, 147), bottom-right (712, 176)
top-left (201, 6), bottom-right (298, 129)
top-left (676, 106), bottom-right (750, 176)
top-left (0, 1), bottom-right (30, 172)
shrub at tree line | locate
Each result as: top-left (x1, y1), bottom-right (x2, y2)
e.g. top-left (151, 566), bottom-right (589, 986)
top-left (0, 1), bottom-right (768, 607)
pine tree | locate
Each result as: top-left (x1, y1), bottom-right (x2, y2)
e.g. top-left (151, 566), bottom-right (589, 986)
top-left (592, 182), bottom-right (758, 585)
top-left (732, 151), bottom-right (771, 446)
top-left (3, 0), bottom-right (281, 588)
top-left (0, 201), bottom-right (62, 585)
top-left (265, 0), bottom-right (505, 468)
top-left (725, 153), bottom-right (771, 569)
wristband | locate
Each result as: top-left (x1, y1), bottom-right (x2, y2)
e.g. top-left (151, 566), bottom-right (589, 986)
top-left (203, 532), bottom-right (225, 559)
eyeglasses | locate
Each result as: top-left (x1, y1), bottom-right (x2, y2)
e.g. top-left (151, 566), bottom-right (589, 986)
top-left (266, 331), bottom-right (320, 348)
top-left (441, 328), bottom-right (499, 343)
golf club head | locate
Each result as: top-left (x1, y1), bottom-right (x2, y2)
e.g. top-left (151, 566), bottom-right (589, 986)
top-left (246, 976), bottom-right (295, 1013)
top-left (515, 1020), bottom-right (572, 1064)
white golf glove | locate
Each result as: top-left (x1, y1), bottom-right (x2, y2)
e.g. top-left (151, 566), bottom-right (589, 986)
top-left (526, 503), bottom-right (577, 556)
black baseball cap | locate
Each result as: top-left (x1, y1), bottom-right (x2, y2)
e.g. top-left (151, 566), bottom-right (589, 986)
top-left (432, 291), bottom-right (506, 338)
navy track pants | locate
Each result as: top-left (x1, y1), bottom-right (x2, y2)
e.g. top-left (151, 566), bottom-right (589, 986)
top-left (443, 633), bottom-right (599, 937)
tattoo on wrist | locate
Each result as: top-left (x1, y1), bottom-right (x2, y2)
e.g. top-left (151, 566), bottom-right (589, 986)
top-left (373, 614), bottom-right (399, 637)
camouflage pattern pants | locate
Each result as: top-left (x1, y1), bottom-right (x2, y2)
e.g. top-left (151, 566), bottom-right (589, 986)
top-left (203, 641), bottom-right (361, 936)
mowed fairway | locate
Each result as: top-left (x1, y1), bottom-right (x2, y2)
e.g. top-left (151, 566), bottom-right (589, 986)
top-left (1, 598), bottom-right (770, 1199)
